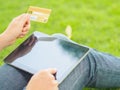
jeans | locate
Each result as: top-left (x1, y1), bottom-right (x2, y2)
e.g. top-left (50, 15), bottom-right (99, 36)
top-left (59, 49), bottom-right (120, 90)
top-left (0, 34), bottom-right (120, 90)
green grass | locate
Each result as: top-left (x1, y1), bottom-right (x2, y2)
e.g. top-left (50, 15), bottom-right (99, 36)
top-left (0, 0), bottom-right (120, 89)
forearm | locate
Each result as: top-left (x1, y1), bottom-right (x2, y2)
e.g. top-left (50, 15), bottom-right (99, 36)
top-left (0, 34), bottom-right (11, 51)
top-left (0, 14), bottom-right (30, 51)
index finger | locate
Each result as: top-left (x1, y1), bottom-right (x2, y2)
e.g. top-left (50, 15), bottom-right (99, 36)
top-left (15, 14), bottom-right (30, 26)
top-left (20, 14), bottom-right (30, 26)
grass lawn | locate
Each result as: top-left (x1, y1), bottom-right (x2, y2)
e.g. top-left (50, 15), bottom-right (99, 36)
top-left (0, 0), bottom-right (120, 90)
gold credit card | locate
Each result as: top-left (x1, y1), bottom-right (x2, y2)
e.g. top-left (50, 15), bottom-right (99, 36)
top-left (28, 6), bottom-right (52, 23)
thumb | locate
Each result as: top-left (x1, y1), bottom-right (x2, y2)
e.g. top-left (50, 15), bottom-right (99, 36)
top-left (46, 68), bottom-right (57, 74)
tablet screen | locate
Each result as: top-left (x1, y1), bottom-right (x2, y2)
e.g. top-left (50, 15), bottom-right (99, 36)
top-left (4, 31), bottom-right (90, 83)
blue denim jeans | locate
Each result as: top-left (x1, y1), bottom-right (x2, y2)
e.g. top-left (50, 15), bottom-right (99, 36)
top-left (59, 49), bottom-right (120, 90)
top-left (0, 34), bottom-right (120, 90)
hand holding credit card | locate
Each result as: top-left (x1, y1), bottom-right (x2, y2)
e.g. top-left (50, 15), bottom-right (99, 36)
top-left (27, 6), bottom-right (52, 23)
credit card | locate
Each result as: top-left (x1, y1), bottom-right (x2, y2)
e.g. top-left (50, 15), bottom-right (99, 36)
top-left (28, 6), bottom-right (52, 23)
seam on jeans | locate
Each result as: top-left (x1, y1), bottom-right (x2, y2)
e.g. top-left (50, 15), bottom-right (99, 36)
top-left (86, 51), bottom-right (98, 87)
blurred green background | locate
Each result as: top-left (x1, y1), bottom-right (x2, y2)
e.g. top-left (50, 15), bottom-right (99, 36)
top-left (0, 0), bottom-right (120, 90)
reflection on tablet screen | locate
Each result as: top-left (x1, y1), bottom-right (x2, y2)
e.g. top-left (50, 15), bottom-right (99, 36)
top-left (4, 32), bottom-right (90, 83)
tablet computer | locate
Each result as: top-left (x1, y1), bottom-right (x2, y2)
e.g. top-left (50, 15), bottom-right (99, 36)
top-left (4, 31), bottom-right (90, 84)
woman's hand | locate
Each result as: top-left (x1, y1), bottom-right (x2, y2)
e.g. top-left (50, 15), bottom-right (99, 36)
top-left (0, 14), bottom-right (30, 51)
top-left (3, 13), bottom-right (30, 44)
top-left (26, 68), bottom-right (59, 90)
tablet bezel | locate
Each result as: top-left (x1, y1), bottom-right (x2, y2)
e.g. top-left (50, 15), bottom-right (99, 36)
top-left (4, 31), bottom-right (90, 84)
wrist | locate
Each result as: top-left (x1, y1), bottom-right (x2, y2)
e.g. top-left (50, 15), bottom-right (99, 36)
top-left (0, 33), bottom-right (15, 51)
top-left (3, 30), bottom-right (16, 43)
top-left (0, 34), bottom-right (7, 51)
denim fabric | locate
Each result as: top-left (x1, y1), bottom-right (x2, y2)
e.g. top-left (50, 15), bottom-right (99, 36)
top-left (0, 64), bottom-right (32, 90)
top-left (87, 49), bottom-right (120, 88)
top-left (0, 34), bottom-right (120, 90)
top-left (58, 48), bottom-right (120, 90)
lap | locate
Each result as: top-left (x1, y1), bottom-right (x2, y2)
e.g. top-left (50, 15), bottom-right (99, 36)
top-left (0, 64), bottom-right (32, 90)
